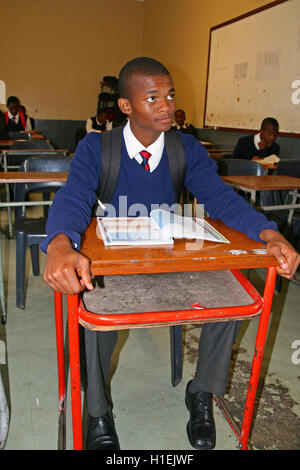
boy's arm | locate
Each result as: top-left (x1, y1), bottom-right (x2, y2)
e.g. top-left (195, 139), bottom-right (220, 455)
top-left (42, 133), bottom-right (103, 294)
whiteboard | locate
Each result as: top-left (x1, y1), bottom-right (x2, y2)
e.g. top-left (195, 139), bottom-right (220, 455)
top-left (204, 0), bottom-right (300, 135)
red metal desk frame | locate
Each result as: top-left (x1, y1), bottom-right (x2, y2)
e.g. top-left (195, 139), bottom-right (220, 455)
top-left (53, 218), bottom-right (278, 450)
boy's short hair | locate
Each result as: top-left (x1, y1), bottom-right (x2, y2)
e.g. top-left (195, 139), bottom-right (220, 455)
top-left (261, 117), bottom-right (279, 130)
top-left (6, 96), bottom-right (20, 107)
top-left (118, 57), bottom-right (170, 99)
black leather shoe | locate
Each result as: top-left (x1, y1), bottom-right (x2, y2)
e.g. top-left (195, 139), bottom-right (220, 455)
top-left (86, 411), bottom-right (120, 450)
top-left (185, 380), bottom-right (216, 450)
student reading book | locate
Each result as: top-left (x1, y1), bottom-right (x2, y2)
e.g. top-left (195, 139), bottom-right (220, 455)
top-left (41, 58), bottom-right (299, 451)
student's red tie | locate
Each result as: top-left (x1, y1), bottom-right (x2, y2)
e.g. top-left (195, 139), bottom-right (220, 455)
top-left (139, 150), bottom-right (151, 171)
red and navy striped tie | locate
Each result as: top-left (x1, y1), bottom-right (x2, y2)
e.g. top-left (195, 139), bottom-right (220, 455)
top-left (139, 150), bottom-right (151, 171)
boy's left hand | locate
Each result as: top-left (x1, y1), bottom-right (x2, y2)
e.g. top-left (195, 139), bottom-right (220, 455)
top-left (259, 229), bottom-right (300, 279)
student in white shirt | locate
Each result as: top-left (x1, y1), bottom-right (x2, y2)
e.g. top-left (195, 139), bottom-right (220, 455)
top-left (86, 109), bottom-right (113, 133)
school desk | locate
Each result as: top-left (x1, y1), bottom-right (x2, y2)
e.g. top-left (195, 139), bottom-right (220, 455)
top-left (0, 150), bottom-right (70, 238)
top-left (0, 148), bottom-right (69, 171)
top-left (0, 140), bottom-right (13, 149)
top-left (0, 171), bottom-right (68, 324)
top-left (54, 217), bottom-right (278, 450)
top-left (222, 174), bottom-right (300, 225)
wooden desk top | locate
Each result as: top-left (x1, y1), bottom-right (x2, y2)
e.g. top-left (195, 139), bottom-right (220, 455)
top-left (199, 141), bottom-right (214, 146)
top-left (222, 175), bottom-right (300, 191)
top-left (0, 140), bottom-right (14, 147)
top-left (1, 148), bottom-right (69, 155)
top-left (208, 148), bottom-right (233, 153)
top-left (80, 218), bottom-right (277, 276)
top-left (0, 171), bottom-right (68, 183)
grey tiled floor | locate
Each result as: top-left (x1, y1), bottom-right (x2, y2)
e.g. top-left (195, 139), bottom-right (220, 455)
top-left (0, 212), bottom-right (299, 450)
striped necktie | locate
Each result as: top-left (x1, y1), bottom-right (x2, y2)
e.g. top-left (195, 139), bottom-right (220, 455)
top-left (139, 150), bottom-right (151, 171)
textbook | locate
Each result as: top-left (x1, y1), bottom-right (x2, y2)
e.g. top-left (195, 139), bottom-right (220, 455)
top-left (97, 209), bottom-right (230, 246)
top-left (261, 154), bottom-right (280, 164)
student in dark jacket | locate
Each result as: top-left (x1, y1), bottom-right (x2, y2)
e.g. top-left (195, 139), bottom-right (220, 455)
top-left (171, 109), bottom-right (198, 138)
top-left (233, 117), bottom-right (280, 160)
top-left (86, 108), bottom-right (113, 133)
top-left (4, 96), bottom-right (32, 132)
top-left (0, 110), bottom-right (9, 139)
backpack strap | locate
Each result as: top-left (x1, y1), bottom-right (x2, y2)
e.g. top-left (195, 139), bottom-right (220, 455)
top-left (164, 130), bottom-right (186, 202)
top-left (97, 126), bottom-right (123, 204)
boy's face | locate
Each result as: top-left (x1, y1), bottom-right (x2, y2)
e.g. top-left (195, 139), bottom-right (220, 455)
top-left (97, 112), bottom-right (107, 123)
top-left (118, 73), bottom-right (176, 145)
top-left (175, 111), bottom-right (185, 127)
top-left (260, 124), bottom-right (278, 147)
top-left (8, 102), bottom-right (19, 116)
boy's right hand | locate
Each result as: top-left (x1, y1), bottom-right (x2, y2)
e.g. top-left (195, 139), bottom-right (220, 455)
top-left (43, 234), bottom-right (94, 295)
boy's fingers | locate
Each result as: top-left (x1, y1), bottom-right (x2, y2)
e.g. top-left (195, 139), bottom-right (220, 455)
top-left (268, 245), bottom-right (289, 269)
top-left (77, 260), bottom-right (94, 291)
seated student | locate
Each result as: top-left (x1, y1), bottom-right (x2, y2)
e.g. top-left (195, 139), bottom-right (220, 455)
top-left (4, 96), bottom-right (32, 133)
top-left (171, 109), bottom-right (198, 138)
top-left (233, 117), bottom-right (280, 160)
top-left (86, 108), bottom-right (113, 133)
top-left (0, 110), bottom-right (9, 139)
top-left (41, 57), bottom-right (299, 451)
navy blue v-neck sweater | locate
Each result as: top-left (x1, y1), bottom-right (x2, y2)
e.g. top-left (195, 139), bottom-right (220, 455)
top-left (40, 130), bottom-right (277, 252)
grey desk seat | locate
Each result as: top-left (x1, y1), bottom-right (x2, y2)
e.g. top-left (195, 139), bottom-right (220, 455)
top-left (83, 271), bottom-right (253, 317)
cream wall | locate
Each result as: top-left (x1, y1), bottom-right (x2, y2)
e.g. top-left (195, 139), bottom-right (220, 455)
top-left (142, 0), bottom-right (277, 127)
top-left (0, 0), bottom-right (274, 124)
top-left (0, 0), bottom-right (143, 120)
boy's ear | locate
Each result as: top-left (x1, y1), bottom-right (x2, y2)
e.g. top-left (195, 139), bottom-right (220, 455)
top-left (118, 97), bottom-right (131, 115)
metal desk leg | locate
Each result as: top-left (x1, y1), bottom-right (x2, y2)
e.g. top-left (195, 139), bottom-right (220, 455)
top-left (3, 154), bottom-right (13, 239)
top-left (239, 266), bottom-right (277, 449)
top-left (170, 325), bottom-right (183, 386)
top-left (54, 291), bottom-right (66, 450)
top-left (0, 235), bottom-right (7, 324)
top-left (67, 294), bottom-right (83, 450)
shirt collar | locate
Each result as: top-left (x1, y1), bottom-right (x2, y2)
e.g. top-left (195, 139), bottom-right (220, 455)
top-left (8, 111), bottom-right (19, 122)
top-left (173, 121), bottom-right (189, 130)
top-left (123, 120), bottom-right (165, 172)
top-left (254, 133), bottom-right (261, 150)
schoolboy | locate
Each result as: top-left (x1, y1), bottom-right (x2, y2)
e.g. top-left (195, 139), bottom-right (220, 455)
top-left (233, 117), bottom-right (280, 160)
top-left (86, 108), bottom-right (113, 133)
top-left (41, 58), bottom-right (299, 450)
top-left (171, 108), bottom-right (198, 138)
top-left (5, 96), bottom-right (32, 132)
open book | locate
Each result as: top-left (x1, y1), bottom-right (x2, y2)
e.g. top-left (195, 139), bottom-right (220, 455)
top-left (260, 154), bottom-right (280, 165)
top-left (97, 209), bottom-right (230, 246)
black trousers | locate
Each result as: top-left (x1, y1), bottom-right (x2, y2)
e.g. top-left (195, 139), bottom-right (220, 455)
top-left (83, 320), bottom-right (241, 418)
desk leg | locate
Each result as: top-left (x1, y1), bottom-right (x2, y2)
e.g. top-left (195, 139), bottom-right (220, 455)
top-left (0, 235), bottom-right (7, 324)
top-left (240, 266), bottom-right (276, 450)
top-left (67, 294), bottom-right (83, 450)
top-left (287, 191), bottom-right (298, 226)
top-left (3, 155), bottom-right (13, 239)
top-left (54, 291), bottom-right (66, 449)
top-left (250, 189), bottom-right (256, 206)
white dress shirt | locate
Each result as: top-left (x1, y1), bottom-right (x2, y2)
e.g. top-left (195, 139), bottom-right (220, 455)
top-left (254, 133), bottom-right (261, 150)
top-left (123, 120), bottom-right (164, 173)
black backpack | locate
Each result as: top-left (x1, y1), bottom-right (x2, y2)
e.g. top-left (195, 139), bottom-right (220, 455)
top-left (95, 126), bottom-right (186, 214)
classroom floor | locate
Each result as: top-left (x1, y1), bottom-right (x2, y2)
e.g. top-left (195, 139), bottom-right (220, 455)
top-left (0, 207), bottom-right (300, 451)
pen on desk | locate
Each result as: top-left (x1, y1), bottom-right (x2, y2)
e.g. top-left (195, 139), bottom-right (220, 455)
top-left (97, 198), bottom-right (106, 210)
